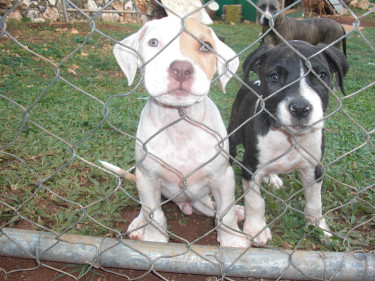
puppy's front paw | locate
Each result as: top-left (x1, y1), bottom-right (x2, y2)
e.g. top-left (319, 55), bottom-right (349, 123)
top-left (127, 215), bottom-right (168, 242)
top-left (127, 215), bottom-right (146, 240)
top-left (263, 174), bottom-right (284, 190)
top-left (310, 218), bottom-right (332, 237)
top-left (234, 205), bottom-right (245, 222)
top-left (244, 223), bottom-right (272, 246)
top-left (218, 232), bottom-right (250, 248)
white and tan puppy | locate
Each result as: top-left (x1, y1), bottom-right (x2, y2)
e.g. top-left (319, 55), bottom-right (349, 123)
top-left (101, 16), bottom-right (249, 247)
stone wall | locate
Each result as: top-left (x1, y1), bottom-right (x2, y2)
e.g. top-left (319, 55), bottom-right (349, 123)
top-left (1, 0), bottom-right (61, 22)
top-left (0, 0), bottom-right (151, 23)
top-left (1, 0), bottom-right (213, 24)
top-left (66, 0), bottom-right (141, 23)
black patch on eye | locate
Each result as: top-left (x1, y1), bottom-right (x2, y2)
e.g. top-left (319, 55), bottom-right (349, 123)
top-left (269, 73), bottom-right (279, 83)
top-left (318, 72), bottom-right (327, 80)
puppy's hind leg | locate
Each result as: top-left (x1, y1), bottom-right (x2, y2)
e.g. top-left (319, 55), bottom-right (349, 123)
top-left (192, 195), bottom-right (215, 217)
top-left (193, 196), bottom-right (245, 222)
top-left (127, 169), bottom-right (169, 242)
top-left (211, 167), bottom-right (250, 248)
top-left (263, 174), bottom-right (284, 190)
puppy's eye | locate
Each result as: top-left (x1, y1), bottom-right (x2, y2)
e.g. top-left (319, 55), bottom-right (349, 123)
top-left (148, 38), bottom-right (159, 47)
top-left (200, 42), bottom-right (212, 53)
top-left (318, 72), bottom-right (327, 80)
top-left (269, 73), bottom-right (279, 83)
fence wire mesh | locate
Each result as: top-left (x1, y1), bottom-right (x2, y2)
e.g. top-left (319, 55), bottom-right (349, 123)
top-left (0, 0), bottom-right (374, 280)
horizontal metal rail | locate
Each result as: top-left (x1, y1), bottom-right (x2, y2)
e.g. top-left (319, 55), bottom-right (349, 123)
top-left (0, 228), bottom-right (373, 280)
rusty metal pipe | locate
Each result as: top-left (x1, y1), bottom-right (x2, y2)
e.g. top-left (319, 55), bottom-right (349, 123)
top-left (0, 228), bottom-right (373, 280)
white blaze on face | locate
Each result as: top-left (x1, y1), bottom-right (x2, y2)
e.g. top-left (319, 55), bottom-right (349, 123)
top-left (298, 62), bottom-right (325, 130)
top-left (259, 5), bottom-right (273, 25)
top-left (276, 61), bottom-right (325, 131)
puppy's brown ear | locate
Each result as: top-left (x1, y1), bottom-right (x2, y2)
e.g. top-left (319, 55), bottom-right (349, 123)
top-left (242, 44), bottom-right (274, 83)
top-left (113, 25), bottom-right (148, 86)
top-left (317, 43), bottom-right (349, 95)
top-left (210, 28), bottom-right (239, 92)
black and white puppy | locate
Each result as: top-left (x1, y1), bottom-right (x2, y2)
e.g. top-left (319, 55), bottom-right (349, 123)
top-left (227, 40), bottom-right (349, 245)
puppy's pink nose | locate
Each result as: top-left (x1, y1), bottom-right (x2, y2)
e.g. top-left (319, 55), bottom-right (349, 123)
top-left (169, 60), bottom-right (194, 83)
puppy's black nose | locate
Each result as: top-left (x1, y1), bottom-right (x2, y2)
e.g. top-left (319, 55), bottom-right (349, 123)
top-left (169, 60), bottom-right (194, 83)
top-left (289, 100), bottom-right (311, 119)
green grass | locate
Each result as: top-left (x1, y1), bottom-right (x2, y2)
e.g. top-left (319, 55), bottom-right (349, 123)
top-left (0, 17), bottom-right (374, 253)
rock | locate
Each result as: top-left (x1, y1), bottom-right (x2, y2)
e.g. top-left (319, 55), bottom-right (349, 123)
top-left (348, 0), bottom-right (358, 9)
top-left (85, 0), bottom-right (98, 10)
top-left (26, 9), bottom-right (45, 23)
top-left (0, 0), bottom-right (13, 9)
top-left (7, 10), bottom-right (23, 20)
top-left (124, 1), bottom-right (132, 10)
top-left (21, 0), bottom-right (32, 9)
top-left (136, 0), bottom-right (147, 14)
top-left (101, 12), bottom-right (120, 22)
top-left (112, 1), bottom-right (124, 11)
top-left (35, 0), bottom-right (47, 12)
top-left (357, 0), bottom-right (369, 9)
top-left (43, 6), bottom-right (60, 21)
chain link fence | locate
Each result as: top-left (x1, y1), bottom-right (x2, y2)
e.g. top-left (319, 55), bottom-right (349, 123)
top-left (1, 0), bottom-right (374, 280)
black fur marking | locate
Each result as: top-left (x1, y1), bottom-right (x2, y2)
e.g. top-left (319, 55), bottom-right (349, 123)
top-left (314, 164), bottom-right (324, 182)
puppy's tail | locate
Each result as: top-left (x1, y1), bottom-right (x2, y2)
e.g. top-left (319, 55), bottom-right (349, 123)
top-left (342, 36), bottom-right (347, 58)
top-left (341, 25), bottom-right (347, 58)
top-left (99, 161), bottom-right (136, 183)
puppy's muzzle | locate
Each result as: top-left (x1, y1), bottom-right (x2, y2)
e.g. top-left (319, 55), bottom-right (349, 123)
top-left (169, 60), bottom-right (194, 83)
top-left (260, 17), bottom-right (269, 26)
top-left (289, 99), bottom-right (311, 119)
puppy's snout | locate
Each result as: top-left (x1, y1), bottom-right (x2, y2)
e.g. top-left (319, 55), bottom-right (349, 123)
top-left (289, 100), bottom-right (311, 119)
top-left (261, 17), bottom-right (269, 26)
top-left (169, 60), bottom-right (194, 83)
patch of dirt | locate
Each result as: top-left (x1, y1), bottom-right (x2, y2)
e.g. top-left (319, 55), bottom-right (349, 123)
top-left (322, 14), bottom-right (375, 28)
top-left (119, 202), bottom-right (219, 245)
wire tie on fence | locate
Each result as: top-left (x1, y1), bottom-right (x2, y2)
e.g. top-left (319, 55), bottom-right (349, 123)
top-left (35, 230), bottom-right (45, 267)
top-left (363, 251), bottom-right (369, 281)
top-left (206, 246), bottom-right (226, 277)
top-left (318, 250), bottom-right (327, 280)
top-left (84, 260), bottom-right (100, 269)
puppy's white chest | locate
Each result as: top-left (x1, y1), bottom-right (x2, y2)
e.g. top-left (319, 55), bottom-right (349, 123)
top-left (139, 122), bottom-right (224, 176)
top-left (135, 99), bottom-right (228, 183)
top-left (162, 125), bottom-right (220, 169)
top-left (257, 129), bottom-right (322, 174)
